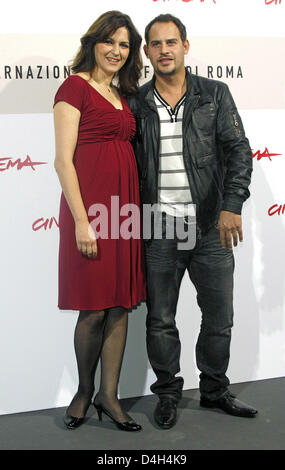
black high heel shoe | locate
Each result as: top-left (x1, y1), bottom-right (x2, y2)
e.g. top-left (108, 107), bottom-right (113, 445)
top-left (63, 413), bottom-right (85, 430)
top-left (63, 393), bottom-right (94, 429)
top-left (93, 395), bottom-right (142, 432)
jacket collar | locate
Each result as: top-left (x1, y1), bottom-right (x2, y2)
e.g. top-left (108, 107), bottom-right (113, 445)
top-left (185, 67), bottom-right (201, 97)
top-left (142, 67), bottom-right (201, 110)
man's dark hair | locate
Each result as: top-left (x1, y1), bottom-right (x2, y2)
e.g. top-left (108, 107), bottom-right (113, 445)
top-left (144, 14), bottom-right (187, 45)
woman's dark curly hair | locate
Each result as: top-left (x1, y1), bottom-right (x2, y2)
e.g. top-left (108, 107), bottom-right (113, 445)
top-left (71, 10), bottom-right (142, 96)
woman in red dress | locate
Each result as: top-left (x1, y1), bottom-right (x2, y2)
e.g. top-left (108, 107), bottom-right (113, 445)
top-left (53, 11), bottom-right (145, 431)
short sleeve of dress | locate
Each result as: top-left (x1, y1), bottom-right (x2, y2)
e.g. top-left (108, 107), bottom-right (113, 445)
top-left (54, 75), bottom-right (87, 112)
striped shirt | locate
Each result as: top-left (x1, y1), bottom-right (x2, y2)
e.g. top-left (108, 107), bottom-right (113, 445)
top-left (154, 87), bottom-right (195, 218)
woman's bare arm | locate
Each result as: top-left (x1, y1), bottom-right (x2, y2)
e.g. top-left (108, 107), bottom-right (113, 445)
top-left (54, 101), bottom-right (97, 258)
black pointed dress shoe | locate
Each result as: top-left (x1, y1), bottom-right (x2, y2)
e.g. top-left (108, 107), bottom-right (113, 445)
top-left (200, 391), bottom-right (258, 418)
top-left (154, 397), bottom-right (178, 429)
top-left (63, 413), bottom-right (85, 430)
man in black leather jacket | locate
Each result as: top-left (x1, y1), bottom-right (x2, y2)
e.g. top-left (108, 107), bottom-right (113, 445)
top-left (128, 14), bottom-right (258, 428)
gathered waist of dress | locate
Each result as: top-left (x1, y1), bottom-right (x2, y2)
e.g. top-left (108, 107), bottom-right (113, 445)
top-left (77, 136), bottom-right (132, 145)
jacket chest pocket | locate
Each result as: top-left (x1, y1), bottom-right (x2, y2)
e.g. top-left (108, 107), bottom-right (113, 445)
top-left (191, 101), bottom-right (217, 142)
top-left (196, 153), bottom-right (216, 169)
top-left (190, 137), bottom-right (217, 169)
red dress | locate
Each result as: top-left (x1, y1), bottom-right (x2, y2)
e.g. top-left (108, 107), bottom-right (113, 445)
top-left (54, 75), bottom-right (146, 310)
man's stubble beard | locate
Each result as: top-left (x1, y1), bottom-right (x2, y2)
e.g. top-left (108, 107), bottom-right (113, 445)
top-left (154, 58), bottom-right (185, 78)
top-left (155, 64), bottom-right (177, 77)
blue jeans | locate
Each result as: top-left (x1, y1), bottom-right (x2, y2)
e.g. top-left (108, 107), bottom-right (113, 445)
top-left (144, 218), bottom-right (234, 402)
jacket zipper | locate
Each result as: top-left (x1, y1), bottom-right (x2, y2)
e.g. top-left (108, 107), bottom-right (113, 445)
top-left (182, 95), bottom-right (200, 210)
top-left (153, 109), bottom-right (161, 205)
top-left (139, 116), bottom-right (146, 193)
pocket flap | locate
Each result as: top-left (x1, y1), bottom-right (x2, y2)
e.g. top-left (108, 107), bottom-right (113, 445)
top-left (196, 153), bottom-right (216, 168)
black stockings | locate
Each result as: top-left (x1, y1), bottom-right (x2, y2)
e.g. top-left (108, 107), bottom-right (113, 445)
top-left (67, 307), bottom-right (129, 422)
top-left (97, 307), bottom-right (129, 422)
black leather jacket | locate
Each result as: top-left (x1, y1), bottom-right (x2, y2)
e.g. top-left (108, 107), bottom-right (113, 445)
top-left (128, 69), bottom-right (252, 235)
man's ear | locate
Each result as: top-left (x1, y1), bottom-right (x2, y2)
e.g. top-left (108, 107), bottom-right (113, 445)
top-left (184, 39), bottom-right (190, 55)
top-left (143, 44), bottom-right (149, 59)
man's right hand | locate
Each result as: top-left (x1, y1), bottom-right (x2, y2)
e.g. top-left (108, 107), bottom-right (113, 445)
top-left (216, 210), bottom-right (243, 250)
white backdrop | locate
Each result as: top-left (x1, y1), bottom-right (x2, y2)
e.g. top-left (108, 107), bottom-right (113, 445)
top-left (0, 0), bottom-right (285, 415)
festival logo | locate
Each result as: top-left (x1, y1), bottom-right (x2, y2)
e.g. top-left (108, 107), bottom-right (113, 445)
top-left (265, 0), bottom-right (282, 5)
top-left (252, 148), bottom-right (282, 161)
top-left (0, 155), bottom-right (47, 172)
top-left (268, 204), bottom-right (285, 216)
top-left (32, 217), bottom-right (59, 231)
